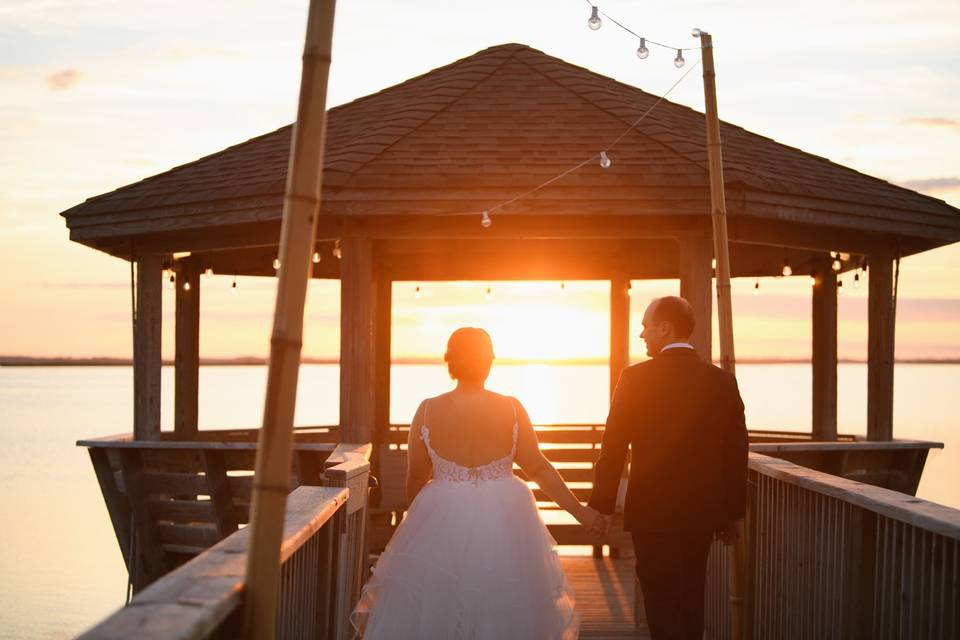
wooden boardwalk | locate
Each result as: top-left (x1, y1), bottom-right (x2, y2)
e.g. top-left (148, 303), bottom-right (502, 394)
top-left (560, 555), bottom-right (651, 639)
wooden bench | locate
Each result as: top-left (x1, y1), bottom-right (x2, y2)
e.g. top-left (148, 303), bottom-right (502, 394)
top-left (371, 424), bottom-right (632, 556)
top-left (78, 429), bottom-right (360, 594)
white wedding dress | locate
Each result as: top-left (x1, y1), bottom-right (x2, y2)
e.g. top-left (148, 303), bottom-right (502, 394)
top-left (351, 403), bottom-right (580, 639)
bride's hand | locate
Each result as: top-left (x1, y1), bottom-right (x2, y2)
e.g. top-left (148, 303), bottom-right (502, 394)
top-left (576, 505), bottom-right (606, 537)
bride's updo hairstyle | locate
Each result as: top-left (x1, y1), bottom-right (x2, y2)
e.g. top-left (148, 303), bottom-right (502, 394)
top-left (444, 327), bottom-right (495, 383)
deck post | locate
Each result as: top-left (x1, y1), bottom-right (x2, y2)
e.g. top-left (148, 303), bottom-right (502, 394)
top-left (174, 258), bottom-right (200, 439)
top-left (134, 253), bottom-right (163, 441)
top-left (679, 237), bottom-right (713, 362)
top-left (811, 260), bottom-right (838, 440)
top-left (610, 275), bottom-right (631, 396)
top-left (340, 237), bottom-right (377, 443)
top-left (867, 256), bottom-right (895, 441)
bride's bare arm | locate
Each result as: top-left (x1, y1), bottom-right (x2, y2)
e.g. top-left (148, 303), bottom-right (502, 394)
top-left (406, 401), bottom-right (433, 504)
top-left (512, 398), bottom-right (594, 525)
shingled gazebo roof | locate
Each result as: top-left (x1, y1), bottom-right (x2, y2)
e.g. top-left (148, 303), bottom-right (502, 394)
top-left (61, 43), bottom-right (960, 262)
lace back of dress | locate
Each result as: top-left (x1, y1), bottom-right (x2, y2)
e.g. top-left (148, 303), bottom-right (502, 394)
top-left (419, 401), bottom-right (518, 485)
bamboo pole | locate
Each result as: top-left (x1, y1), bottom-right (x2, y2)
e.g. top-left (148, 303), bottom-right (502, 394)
top-left (242, 1), bottom-right (337, 638)
top-left (697, 29), bottom-right (746, 640)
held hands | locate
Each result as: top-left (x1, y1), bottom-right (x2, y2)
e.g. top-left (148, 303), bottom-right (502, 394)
top-left (577, 505), bottom-right (612, 539)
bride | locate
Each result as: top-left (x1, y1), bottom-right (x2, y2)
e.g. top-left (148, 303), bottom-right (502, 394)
top-left (351, 327), bottom-right (601, 639)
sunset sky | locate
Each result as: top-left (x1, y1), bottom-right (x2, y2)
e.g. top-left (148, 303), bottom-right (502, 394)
top-left (2, 0), bottom-right (958, 362)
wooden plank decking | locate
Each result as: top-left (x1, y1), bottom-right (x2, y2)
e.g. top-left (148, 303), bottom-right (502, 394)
top-left (561, 555), bottom-right (651, 640)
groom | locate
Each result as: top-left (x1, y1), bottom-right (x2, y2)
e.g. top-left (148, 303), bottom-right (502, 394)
top-left (587, 296), bottom-right (747, 640)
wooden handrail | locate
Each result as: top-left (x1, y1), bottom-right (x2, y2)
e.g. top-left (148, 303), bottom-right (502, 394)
top-left (748, 452), bottom-right (960, 540)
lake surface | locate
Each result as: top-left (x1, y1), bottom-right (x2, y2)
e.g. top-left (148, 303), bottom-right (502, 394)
top-left (1, 363), bottom-right (957, 639)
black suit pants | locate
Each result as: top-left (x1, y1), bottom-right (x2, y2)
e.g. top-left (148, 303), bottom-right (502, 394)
top-left (632, 529), bottom-right (714, 640)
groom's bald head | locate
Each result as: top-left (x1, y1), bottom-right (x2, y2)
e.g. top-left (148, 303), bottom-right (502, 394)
top-left (641, 296), bottom-right (695, 357)
top-left (649, 296), bottom-right (695, 340)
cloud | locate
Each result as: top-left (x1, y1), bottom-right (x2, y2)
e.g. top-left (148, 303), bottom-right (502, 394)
top-left (900, 117), bottom-right (959, 130)
top-left (44, 68), bottom-right (81, 90)
top-left (899, 177), bottom-right (960, 192)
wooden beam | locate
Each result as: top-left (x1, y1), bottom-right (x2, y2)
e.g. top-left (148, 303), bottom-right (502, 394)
top-left (340, 237), bottom-right (377, 443)
top-left (134, 254), bottom-right (163, 440)
top-left (678, 237), bottom-right (713, 362)
top-left (867, 257), bottom-right (895, 441)
top-left (610, 276), bottom-right (631, 397)
top-left (812, 261), bottom-right (838, 441)
top-left (174, 259), bottom-right (200, 439)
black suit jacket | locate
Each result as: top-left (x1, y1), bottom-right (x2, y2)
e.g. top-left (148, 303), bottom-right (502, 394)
top-left (588, 347), bottom-right (748, 533)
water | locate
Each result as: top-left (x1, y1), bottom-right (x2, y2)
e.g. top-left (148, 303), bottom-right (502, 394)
top-left (1, 363), bottom-right (957, 639)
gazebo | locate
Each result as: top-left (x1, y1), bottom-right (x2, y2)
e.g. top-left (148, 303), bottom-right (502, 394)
top-left (63, 43), bottom-right (959, 569)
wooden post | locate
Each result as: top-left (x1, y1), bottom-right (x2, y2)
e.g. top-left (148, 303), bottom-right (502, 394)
top-left (699, 30), bottom-right (744, 640)
top-left (811, 261), bottom-right (838, 440)
top-left (340, 237), bottom-right (377, 444)
top-left (679, 237), bottom-right (714, 363)
top-left (134, 253), bottom-right (163, 441)
top-left (610, 275), bottom-right (631, 396)
top-left (867, 256), bottom-right (895, 441)
top-left (243, 1), bottom-right (336, 637)
top-left (374, 277), bottom-right (392, 439)
top-left (174, 259), bottom-right (200, 439)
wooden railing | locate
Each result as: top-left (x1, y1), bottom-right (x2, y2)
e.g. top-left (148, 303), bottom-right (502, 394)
top-left (704, 452), bottom-right (960, 640)
top-left (78, 452), bottom-right (371, 640)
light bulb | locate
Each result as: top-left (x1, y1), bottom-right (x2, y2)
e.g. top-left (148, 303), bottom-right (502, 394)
top-left (183, 281), bottom-right (191, 291)
top-left (830, 251), bottom-right (838, 259)
top-left (204, 267), bottom-right (213, 277)
top-left (674, 49), bottom-right (685, 68)
top-left (636, 38), bottom-right (649, 59)
top-left (486, 286), bottom-right (492, 301)
top-left (231, 276), bottom-right (237, 294)
top-left (167, 273), bottom-right (175, 290)
top-left (273, 258), bottom-right (280, 270)
top-left (588, 6), bottom-right (601, 30)
top-left (838, 279), bottom-right (844, 296)
top-left (162, 268), bottom-right (170, 279)
top-left (810, 275), bottom-right (818, 287)
top-left (753, 279), bottom-right (760, 296)
top-left (481, 210), bottom-right (492, 228)
top-left (560, 281), bottom-right (566, 291)
top-left (781, 260), bottom-right (793, 277)
top-left (839, 252), bottom-right (851, 261)
top-left (854, 271), bottom-right (861, 288)
top-left (691, 28), bottom-right (703, 38)
top-left (832, 259), bottom-right (842, 272)
top-left (415, 285), bottom-right (421, 300)
top-left (333, 240), bottom-right (342, 260)
top-left (627, 283), bottom-right (633, 297)
top-left (312, 251), bottom-right (321, 264)
top-left (599, 150), bottom-right (611, 169)
top-left (711, 258), bottom-right (717, 270)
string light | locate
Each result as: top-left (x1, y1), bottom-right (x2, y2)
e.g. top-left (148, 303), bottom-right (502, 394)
top-left (587, 5), bottom-right (601, 30)
top-left (231, 275), bottom-right (237, 294)
top-left (781, 258), bottom-right (793, 277)
top-left (830, 251), bottom-right (838, 259)
top-left (312, 251), bottom-right (321, 264)
top-left (627, 282), bottom-right (633, 297)
top-left (837, 279), bottom-right (844, 296)
top-left (481, 210), bottom-right (492, 228)
top-left (754, 278), bottom-right (760, 296)
top-left (839, 252), bottom-right (851, 261)
top-left (204, 267), bottom-right (214, 277)
top-left (162, 268), bottom-right (170, 279)
top-left (674, 49), bottom-right (685, 68)
top-left (560, 281), bottom-right (566, 291)
top-left (599, 151), bottom-right (611, 168)
top-left (333, 240), bottom-right (342, 260)
top-left (832, 258), bottom-right (842, 272)
top-left (810, 274), bottom-right (818, 287)
top-left (167, 273), bottom-right (175, 290)
top-left (485, 285), bottom-right (492, 301)
top-left (636, 38), bottom-right (649, 59)
top-left (183, 281), bottom-right (191, 291)
top-left (711, 258), bottom-right (717, 270)
top-left (854, 269), bottom-right (861, 288)
top-left (273, 257), bottom-right (281, 271)
top-left (415, 284), bottom-right (421, 300)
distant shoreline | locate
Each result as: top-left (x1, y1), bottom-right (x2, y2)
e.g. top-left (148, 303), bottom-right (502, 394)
top-left (3, 356), bottom-right (959, 367)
